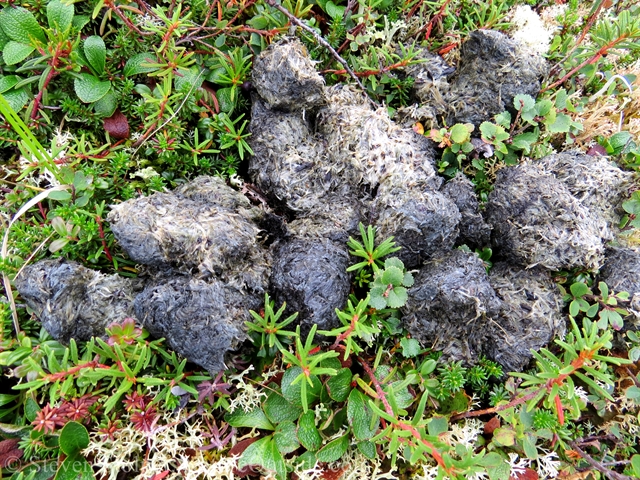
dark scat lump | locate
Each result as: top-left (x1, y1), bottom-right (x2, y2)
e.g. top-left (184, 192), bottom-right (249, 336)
top-left (484, 262), bottom-right (565, 372)
top-left (442, 29), bottom-right (547, 127)
top-left (134, 274), bottom-right (258, 373)
top-left (485, 161), bottom-right (607, 270)
top-left (251, 37), bottom-right (326, 111)
top-left (270, 237), bottom-right (351, 333)
top-left (598, 247), bottom-right (640, 323)
top-left (441, 172), bottom-right (492, 248)
top-left (402, 250), bottom-right (502, 365)
top-left (14, 259), bottom-right (136, 344)
top-left (107, 175), bottom-right (270, 293)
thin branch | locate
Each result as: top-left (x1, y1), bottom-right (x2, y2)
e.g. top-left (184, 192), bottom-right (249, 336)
top-left (568, 440), bottom-right (635, 480)
top-left (263, 0), bottom-right (379, 109)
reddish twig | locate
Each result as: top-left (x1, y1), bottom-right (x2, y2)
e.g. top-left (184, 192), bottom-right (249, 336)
top-left (95, 215), bottom-right (113, 263)
top-left (542, 33), bottom-right (634, 93)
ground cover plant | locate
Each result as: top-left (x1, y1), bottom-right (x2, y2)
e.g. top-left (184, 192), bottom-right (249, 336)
top-left (0, 0), bottom-right (639, 479)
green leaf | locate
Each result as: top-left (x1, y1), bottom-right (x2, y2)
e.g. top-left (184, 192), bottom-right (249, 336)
top-left (357, 440), bottom-right (377, 459)
top-left (369, 291), bottom-right (388, 310)
top-left (0, 75), bottom-right (18, 93)
top-left (93, 90), bottom-right (117, 117)
top-left (381, 266), bottom-right (403, 286)
top-left (387, 287), bottom-right (408, 308)
top-left (84, 36), bottom-right (106, 75)
top-left (513, 94), bottom-right (535, 112)
top-left (547, 113), bottom-right (571, 133)
top-left (263, 390), bottom-right (303, 424)
top-left (570, 282), bottom-right (589, 298)
top-left (450, 123), bottom-right (473, 144)
top-left (317, 435), bottom-right (349, 462)
top-left (238, 436), bottom-right (286, 480)
top-left (492, 427), bottom-right (516, 447)
top-left (217, 87), bottom-right (236, 113)
top-left (47, 0), bottom-right (74, 33)
top-left (2, 87), bottom-right (29, 111)
top-left (626, 386), bottom-right (640, 400)
top-left (297, 411), bottom-right (322, 452)
top-left (0, 6), bottom-right (45, 45)
top-left (281, 367), bottom-right (321, 407)
top-left (608, 131), bottom-right (632, 154)
top-left (402, 272), bottom-right (414, 287)
top-left (54, 453), bottom-right (95, 480)
top-left (326, 368), bottom-right (353, 402)
top-left (631, 454), bottom-right (640, 477)
top-left (427, 416), bottom-right (448, 436)
top-left (74, 74), bottom-right (111, 103)
top-left (59, 421), bottom-right (90, 455)
top-left (347, 389), bottom-right (378, 441)
top-left (325, 1), bottom-right (346, 20)
top-left (400, 338), bottom-right (421, 358)
top-left (25, 397), bottom-right (39, 422)
top-left (123, 52), bottom-right (158, 76)
top-left (48, 190), bottom-right (72, 201)
top-left (225, 407), bottom-right (274, 430)
top-left (72, 15), bottom-right (90, 30)
top-left (274, 421), bottom-right (300, 454)
top-left (3, 41), bottom-right (34, 65)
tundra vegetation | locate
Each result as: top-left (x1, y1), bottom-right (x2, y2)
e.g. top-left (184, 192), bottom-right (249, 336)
top-left (0, 0), bottom-right (639, 479)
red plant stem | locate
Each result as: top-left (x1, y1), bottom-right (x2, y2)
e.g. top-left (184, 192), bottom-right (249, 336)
top-left (103, 0), bottom-right (151, 36)
top-left (417, 0), bottom-right (452, 40)
top-left (31, 64), bottom-right (59, 121)
top-left (321, 59), bottom-right (410, 78)
top-left (451, 350), bottom-right (594, 422)
top-left (358, 355), bottom-right (449, 472)
top-left (542, 34), bottom-right (633, 93)
top-left (95, 215), bottom-right (113, 263)
top-left (330, 315), bottom-right (359, 349)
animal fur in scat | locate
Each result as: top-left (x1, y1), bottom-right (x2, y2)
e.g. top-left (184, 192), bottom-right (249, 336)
top-left (270, 237), bottom-right (351, 334)
top-left (442, 30), bottom-right (547, 126)
top-left (536, 152), bottom-right (635, 231)
top-left (371, 177), bottom-right (461, 269)
top-left (485, 161), bottom-right (607, 270)
top-left (107, 176), bottom-right (270, 294)
top-left (14, 259), bottom-right (137, 343)
top-left (248, 97), bottom-right (347, 213)
top-left (134, 274), bottom-right (258, 374)
top-left (316, 85), bottom-right (441, 193)
top-left (441, 172), bottom-right (492, 248)
top-left (402, 250), bottom-right (502, 365)
top-left (251, 36), bottom-right (326, 111)
top-left (598, 247), bottom-right (640, 323)
top-left (485, 262), bottom-right (564, 372)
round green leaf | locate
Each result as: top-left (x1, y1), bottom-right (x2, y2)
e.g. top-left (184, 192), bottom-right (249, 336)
top-left (347, 389), bottom-right (378, 441)
top-left (84, 36), bottom-right (106, 75)
top-left (274, 421), bottom-right (300, 454)
top-left (316, 435), bottom-right (348, 463)
top-left (74, 74), bottom-right (111, 103)
top-left (263, 391), bottom-right (303, 424)
top-left (386, 286), bottom-right (408, 308)
top-left (123, 52), bottom-right (158, 76)
top-left (54, 453), bottom-right (95, 480)
top-left (3, 41), bottom-right (34, 65)
top-left (281, 367), bottom-right (321, 407)
top-left (381, 266), bottom-right (403, 286)
top-left (450, 123), bottom-right (472, 144)
top-left (47, 0), bottom-right (74, 33)
top-left (0, 6), bottom-right (45, 45)
top-left (59, 421), bottom-right (90, 455)
top-left (238, 436), bottom-right (286, 480)
top-left (2, 87), bottom-right (29, 111)
top-left (326, 368), bottom-right (353, 402)
top-left (297, 411), bottom-right (322, 452)
top-left (357, 440), bottom-right (377, 460)
top-left (93, 90), bottom-right (117, 118)
top-left (513, 94), bottom-right (535, 112)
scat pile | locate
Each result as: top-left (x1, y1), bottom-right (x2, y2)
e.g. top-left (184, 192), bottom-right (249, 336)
top-left (15, 259), bottom-right (136, 344)
top-left (485, 263), bottom-right (565, 372)
top-left (15, 34), bottom-right (636, 374)
top-left (598, 247), bottom-right (640, 322)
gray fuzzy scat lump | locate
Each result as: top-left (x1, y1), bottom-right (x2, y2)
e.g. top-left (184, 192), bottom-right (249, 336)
top-left (485, 161), bottom-right (607, 271)
top-left (134, 275), bottom-right (258, 373)
top-left (270, 237), bottom-right (351, 333)
top-left (14, 259), bottom-right (136, 344)
top-left (485, 263), bottom-right (564, 372)
top-left (402, 250), bottom-right (502, 365)
top-left (598, 247), bottom-right (640, 322)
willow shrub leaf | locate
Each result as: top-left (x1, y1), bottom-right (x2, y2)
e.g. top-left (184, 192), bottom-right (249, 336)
top-left (59, 421), bottom-right (90, 455)
top-left (47, 0), bottom-right (74, 33)
top-left (297, 410), bottom-right (322, 452)
top-left (225, 407), bottom-right (274, 430)
top-left (347, 389), bottom-right (378, 441)
top-left (263, 390), bottom-right (303, 424)
top-left (274, 421), bottom-right (299, 454)
top-left (238, 436), bottom-right (286, 480)
top-left (317, 435), bottom-right (349, 463)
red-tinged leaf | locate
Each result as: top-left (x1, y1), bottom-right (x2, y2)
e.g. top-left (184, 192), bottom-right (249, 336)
top-left (484, 416), bottom-right (500, 435)
top-left (103, 110), bottom-right (130, 139)
top-left (510, 467), bottom-right (539, 480)
top-left (0, 439), bottom-right (22, 468)
top-left (148, 471), bottom-right (170, 480)
top-left (321, 465), bottom-right (349, 480)
top-left (554, 394), bottom-right (565, 425)
top-left (587, 144), bottom-right (607, 156)
top-left (230, 437), bottom-right (259, 477)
